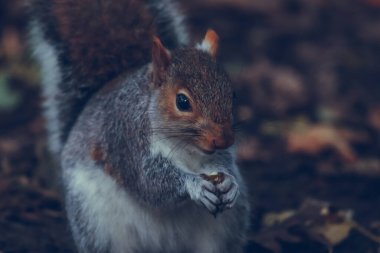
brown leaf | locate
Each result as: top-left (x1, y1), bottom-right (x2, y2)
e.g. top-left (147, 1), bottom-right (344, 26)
top-left (369, 105), bottom-right (380, 132)
top-left (0, 138), bottom-right (21, 155)
top-left (1, 27), bottom-right (23, 59)
top-left (237, 61), bottom-right (308, 116)
top-left (286, 124), bottom-right (359, 163)
top-left (250, 199), bottom-right (356, 252)
top-left (237, 136), bottom-right (260, 161)
top-left (264, 210), bottom-right (297, 226)
top-left (312, 221), bottom-right (353, 246)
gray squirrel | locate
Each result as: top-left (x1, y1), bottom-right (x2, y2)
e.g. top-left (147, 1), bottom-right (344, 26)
top-left (28, 0), bottom-right (250, 252)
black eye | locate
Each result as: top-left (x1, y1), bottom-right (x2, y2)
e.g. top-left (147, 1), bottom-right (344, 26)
top-left (176, 93), bottom-right (192, 112)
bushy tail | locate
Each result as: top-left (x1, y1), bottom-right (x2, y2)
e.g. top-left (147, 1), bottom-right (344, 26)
top-left (28, 0), bottom-right (189, 155)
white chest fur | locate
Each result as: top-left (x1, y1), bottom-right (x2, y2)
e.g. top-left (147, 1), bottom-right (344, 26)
top-left (149, 134), bottom-right (207, 173)
top-left (65, 165), bottom-right (235, 253)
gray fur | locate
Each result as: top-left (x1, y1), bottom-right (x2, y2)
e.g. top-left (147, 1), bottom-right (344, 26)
top-left (29, 20), bottom-right (64, 154)
top-left (29, 0), bottom-right (250, 252)
top-left (28, 0), bottom-right (190, 155)
top-left (61, 66), bottom-right (250, 252)
top-left (147, 0), bottom-right (190, 47)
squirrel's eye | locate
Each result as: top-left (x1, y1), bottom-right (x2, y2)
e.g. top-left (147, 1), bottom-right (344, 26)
top-left (176, 93), bottom-right (192, 112)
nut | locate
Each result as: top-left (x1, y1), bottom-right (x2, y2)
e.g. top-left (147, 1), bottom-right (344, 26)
top-left (200, 172), bottom-right (225, 185)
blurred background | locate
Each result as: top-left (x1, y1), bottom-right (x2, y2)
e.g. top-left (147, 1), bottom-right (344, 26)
top-left (0, 0), bottom-right (379, 252)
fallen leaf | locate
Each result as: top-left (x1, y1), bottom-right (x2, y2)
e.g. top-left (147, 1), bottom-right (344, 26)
top-left (237, 61), bottom-right (308, 116)
top-left (369, 105), bottom-right (380, 132)
top-left (237, 136), bottom-right (260, 161)
top-left (313, 221), bottom-right (353, 246)
top-left (286, 124), bottom-right (360, 163)
top-left (250, 199), bottom-right (358, 252)
top-left (264, 210), bottom-right (296, 226)
top-left (0, 138), bottom-right (21, 154)
top-left (1, 27), bottom-right (23, 59)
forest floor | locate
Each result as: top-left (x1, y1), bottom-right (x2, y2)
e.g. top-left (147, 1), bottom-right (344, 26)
top-left (0, 0), bottom-right (380, 252)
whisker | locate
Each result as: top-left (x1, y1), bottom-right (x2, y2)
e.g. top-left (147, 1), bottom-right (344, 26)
top-left (151, 133), bottom-right (200, 146)
top-left (168, 137), bottom-right (192, 161)
top-left (167, 138), bottom-right (186, 160)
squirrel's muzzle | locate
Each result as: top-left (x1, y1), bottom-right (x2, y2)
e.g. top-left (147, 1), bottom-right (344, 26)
top-left (198, 124), bottom-right (235, 153)
top-left (212, 131), bottom-right (235, 150)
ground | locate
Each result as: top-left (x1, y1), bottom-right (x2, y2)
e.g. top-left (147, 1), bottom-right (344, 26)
top-left (0, 0), bottom-right (379, 252)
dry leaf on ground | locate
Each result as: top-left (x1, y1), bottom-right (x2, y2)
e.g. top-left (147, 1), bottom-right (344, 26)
top-left (369, 105), bottom-right (380, 132)
top-left (250, 199), bottom-right (363, 252)
top-left (237, 61), bottom-right (308, 116)
top-left (286, 124), bottom-right (365, 163)
top-left (237, 136), bottom-right (260, 161)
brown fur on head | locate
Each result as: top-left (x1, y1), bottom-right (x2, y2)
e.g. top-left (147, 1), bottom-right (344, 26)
top-left (151, 30), bottom-right (234, 154)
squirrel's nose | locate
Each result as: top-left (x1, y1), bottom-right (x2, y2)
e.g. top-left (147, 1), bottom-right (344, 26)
top-left (212, 132), bottom-right (234, 150)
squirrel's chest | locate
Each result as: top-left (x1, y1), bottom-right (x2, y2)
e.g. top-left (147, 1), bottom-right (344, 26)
top-left (66, 167), bottom-right (231, 253)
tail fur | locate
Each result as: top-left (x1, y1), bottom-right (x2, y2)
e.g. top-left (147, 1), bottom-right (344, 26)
top-left (28, 0), bottom-right (189, 155)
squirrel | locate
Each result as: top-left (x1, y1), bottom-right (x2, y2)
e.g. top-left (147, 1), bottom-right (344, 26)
top-left (28, 0), bottom-right (250, 252)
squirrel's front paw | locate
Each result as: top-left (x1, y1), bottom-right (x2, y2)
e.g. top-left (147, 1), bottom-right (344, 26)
top-left (185, 175), bottom-right (221, 214)
top-left (216, 173), bottom-right (239, 210)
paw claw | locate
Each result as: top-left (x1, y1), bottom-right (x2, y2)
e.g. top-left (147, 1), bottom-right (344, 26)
top-left (186, 173), bottom-right (240, 215)
top-left (186, 175), bottom-right (219, 215)
top-left (216, 174), bottom-right (239, 209)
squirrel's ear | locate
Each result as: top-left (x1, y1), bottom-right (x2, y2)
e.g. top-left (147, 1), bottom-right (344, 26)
top-left (152, 36), bottom-right (171, 86)
top-left (196, 29), bottom-right (219, 58)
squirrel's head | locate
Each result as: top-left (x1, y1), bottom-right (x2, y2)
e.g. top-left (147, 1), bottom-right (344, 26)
top-left (150, 30), bottom-right (234, 155)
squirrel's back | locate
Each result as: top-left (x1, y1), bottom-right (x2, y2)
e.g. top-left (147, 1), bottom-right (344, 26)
top-left (29, 0), bottom-right (189, 155)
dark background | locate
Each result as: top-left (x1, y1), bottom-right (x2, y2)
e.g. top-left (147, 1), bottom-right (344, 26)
top-left (0, 0), bottom-right (379, 252)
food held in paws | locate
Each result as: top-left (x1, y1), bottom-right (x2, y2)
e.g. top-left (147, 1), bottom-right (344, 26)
top-left (201, 172), bottom-right (225, 185)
